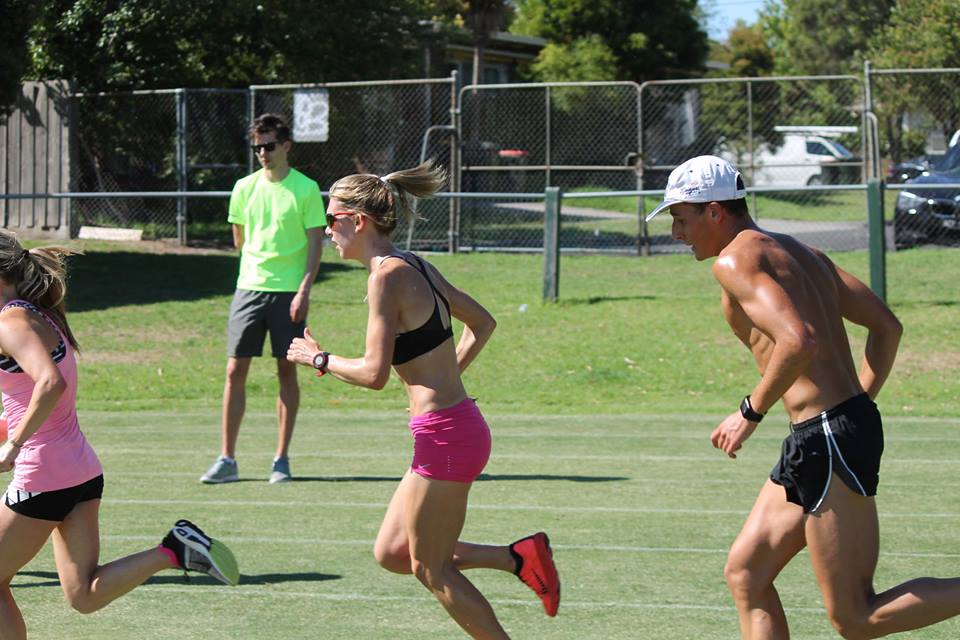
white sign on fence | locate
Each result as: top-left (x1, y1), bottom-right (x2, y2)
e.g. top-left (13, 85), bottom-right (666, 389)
top-left (293, 89), bottom-right (329, 142)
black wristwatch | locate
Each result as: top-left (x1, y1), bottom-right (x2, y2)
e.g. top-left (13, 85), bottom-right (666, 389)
top-left (312, 351), bottom-right (330, 376)
top-left (740, 395), bottom-right (764, 423)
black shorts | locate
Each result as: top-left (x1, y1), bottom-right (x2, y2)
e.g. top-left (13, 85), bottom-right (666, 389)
top-left (3, 474), bottom-right (104, 522)
top-left (770, 394), bottom-right (883, 513)
top-left (227, 289), bottom-right (305, 358)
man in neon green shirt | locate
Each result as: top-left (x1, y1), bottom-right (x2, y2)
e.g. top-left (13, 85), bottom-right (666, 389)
top-left (201, 113), bottom-right (325, 484)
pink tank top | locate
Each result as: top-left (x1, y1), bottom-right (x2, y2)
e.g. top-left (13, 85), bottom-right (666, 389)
top-left (0, 300), bottom-right (102, 492)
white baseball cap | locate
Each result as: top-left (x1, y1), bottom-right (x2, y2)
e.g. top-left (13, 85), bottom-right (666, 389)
top-left (645, 155), bottom-right (746, 222)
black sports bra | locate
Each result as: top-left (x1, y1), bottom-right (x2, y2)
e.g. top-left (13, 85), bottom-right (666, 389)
top-left (385, 253), bottom-right (453, 365)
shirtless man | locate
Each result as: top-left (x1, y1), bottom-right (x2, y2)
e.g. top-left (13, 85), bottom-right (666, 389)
top-left (647, 155), bottom-right (960, 639)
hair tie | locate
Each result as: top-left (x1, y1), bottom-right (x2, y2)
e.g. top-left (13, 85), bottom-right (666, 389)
top-left (21, 249), bottom-right (30, 260)
top-left (378, 175), bottom-right (397, 208)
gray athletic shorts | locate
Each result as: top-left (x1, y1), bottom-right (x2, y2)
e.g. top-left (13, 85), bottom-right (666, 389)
top-left (227, 289), bottom-right (305, 358)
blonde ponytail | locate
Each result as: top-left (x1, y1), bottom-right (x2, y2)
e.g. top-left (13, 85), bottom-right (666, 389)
top-left (329, 160), bottom-right (447, 235)
top-left (0, 232), bottom-right (80, 350)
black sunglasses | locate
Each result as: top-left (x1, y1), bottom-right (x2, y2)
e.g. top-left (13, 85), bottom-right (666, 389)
top-left (250, 141), bottom-right (283, 153)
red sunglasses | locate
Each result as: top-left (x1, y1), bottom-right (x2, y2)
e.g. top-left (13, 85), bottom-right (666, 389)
top-left (326, 211), bottom-right (375, 227)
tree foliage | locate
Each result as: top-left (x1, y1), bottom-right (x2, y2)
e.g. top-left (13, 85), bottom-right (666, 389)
top-left (0, 0), bottom-right (40, 121)
top-left (511, 0), bottom-right (708, 82)
top-left (722, 21), bottom-right (775, 78)
top-left (867, 0), bottom-right (960, 161)
top-left (430, 1), bottom-right (514, 86)
top-left (761, 0), bottom-right (895, 75)
top-left (698, 21), bottom-right (780, 167)
top-left (26, 0), bottom-right (434, 92)
top-left (529, 34), bottom-right (618, 83)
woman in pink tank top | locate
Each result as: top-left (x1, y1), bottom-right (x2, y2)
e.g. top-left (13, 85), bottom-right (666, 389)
top-left (0, 232), bottom-right (238, 639)
top-left (287, 162), bottom-right (560, 638)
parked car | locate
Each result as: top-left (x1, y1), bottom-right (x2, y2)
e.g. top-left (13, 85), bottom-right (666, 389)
top-left (893, 163), bottom-right (960, 249)
top-left (718, 127), bottom-right (860, 187)
top-left (887, 129), bottom-right (960, 182)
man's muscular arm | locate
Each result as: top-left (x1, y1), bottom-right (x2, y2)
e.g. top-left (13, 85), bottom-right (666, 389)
top-left (713, 254), bottom-right (818, 413)
top-left (824, 256), bottom-right (902, 399)
top-left (709, 252), bottom-right (818, 457)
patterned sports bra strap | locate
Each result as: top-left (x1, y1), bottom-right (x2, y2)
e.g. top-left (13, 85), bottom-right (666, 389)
top-left (1, 300), bottom-right (64, 337)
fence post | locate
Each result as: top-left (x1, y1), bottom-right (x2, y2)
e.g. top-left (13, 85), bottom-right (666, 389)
top-left (175, 88), bottom-right (187, 245)
top-left (543, 186), bottom-right (561, 302)
top-left (246, 87), bottom-right (256, 175)
top-left (450, 70), bottom-right (460, 254)
top-left (866, 178), bottom-right (887, 302)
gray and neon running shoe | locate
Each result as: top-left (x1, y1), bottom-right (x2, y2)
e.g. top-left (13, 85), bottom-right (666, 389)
top-left (200, 456), bottom-right (238, 484)
top-left (269, 456), bottom-right (292, 484)
top-left (161, 519), bottom-right (240, 586)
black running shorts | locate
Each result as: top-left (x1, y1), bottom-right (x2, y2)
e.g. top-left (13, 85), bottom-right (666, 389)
top-left (3, 474), bottom-right (104, 521)
top-left (770, 393), bottom-right (883, 513)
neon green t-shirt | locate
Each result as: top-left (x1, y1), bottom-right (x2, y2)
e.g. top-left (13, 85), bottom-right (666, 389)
top-left (228, 168), bottom-right (325, 292)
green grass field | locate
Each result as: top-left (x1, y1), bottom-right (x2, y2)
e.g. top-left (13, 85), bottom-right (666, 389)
top-left (569, 186), bottom-right (873, 223)
top-left (7, 242), bottom-right (960, 638)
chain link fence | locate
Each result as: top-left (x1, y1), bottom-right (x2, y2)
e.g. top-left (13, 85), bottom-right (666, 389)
top-left (69, 89), bottom-right (180, 237)
top-left (458, 82), bottom-right (641, 252)
top-left (252, 79), bottom-right (456, 251)
top-left (4, 67), bottom-right (959, 260)
top-left (866, 67), bottom-right (960, 251)
top-left (65, 79), bottom-right (456, 243)
top-left (638, 75), bottom-right (868, 254)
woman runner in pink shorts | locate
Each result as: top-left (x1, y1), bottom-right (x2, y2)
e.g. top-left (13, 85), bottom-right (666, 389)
top-left (0, 232), bottom-right (238, 639)
top-left (287, 161), bottom-right (560, 638)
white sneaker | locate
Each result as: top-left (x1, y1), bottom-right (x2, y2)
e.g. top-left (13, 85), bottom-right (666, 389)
top-left (200, 456), bottom-right (239, 484)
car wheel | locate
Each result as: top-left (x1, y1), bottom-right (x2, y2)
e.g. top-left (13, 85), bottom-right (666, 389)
top-left (806, 174), bottom-right (823, 186)
top-left (893, 227), bottom-right (913, 250)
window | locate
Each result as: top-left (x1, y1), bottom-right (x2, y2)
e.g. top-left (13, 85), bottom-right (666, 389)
top-left (806, 141), bottom-right (831, 156)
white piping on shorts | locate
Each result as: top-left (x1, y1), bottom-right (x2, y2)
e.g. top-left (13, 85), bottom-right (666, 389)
top-left (810, 411), bottom-right (867, 513)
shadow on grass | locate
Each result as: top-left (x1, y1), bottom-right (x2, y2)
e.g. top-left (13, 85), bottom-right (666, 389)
top-left (67, 251), bottom-right (353, 312)
top-left (559, 294), bottom-right (657, 306)
top-left (478, 473), bottom-right (628, 482)
top-left (13, 570), bottom-right (341, 588)
top-left (237, 572), bottom-right (341, 585)
top-left (294, 475), bottom-right (401, 482)
top-left (290, 473), bottom-right (628, 483)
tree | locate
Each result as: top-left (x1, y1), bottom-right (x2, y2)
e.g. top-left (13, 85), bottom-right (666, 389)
top-left (0, 0), bottom-right (39, 121)
top-left (722, 21), bottom-right (775, 78)
top-left (26, 0), bottom-right (434, 91)
top-left (463, 1), bottom-right (513, 87)
top-left (699, 21), bottom-right (779, 169)
top-left (528, 34), bottom-right (618, 83)
top-left (511, 0), bottom-right (708, 82)
top-left (760, 0), bottom-right (895, 75)
top-left (750, 0), bottom-right (890, 162)
top-left (867, 0), bottom-right (960, 162)
top-left (428, 1), bottom-right (514, 88)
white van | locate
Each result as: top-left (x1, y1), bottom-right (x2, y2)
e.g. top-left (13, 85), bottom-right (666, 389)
top-left (721, 126), bottom-right (859, 187)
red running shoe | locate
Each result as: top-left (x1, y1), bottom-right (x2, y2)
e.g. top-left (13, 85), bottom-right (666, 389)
top-left (510, 531), bottom-right (560, 617)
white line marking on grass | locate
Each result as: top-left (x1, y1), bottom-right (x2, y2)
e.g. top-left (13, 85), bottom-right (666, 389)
top-left (108, 497), bottom-right (746, 514)
top-left (127, 585), bottom-right (828, 615)
top-left (96, 470), bottom-right (960, 491)
top-left (87, 426), bottom-right (960, 444)
top-left (89, 446), bottom-right (960, 466)
top-left (78, 409), bottom-right (960, 426)
top-left (91, 448), bottom-right (735, 462)
top-left (104, 498), bottom-right (960, 519)
top-left (100, 535), bottom-right (960, 560)
top-left (97, 468), bottom-right (960, 489)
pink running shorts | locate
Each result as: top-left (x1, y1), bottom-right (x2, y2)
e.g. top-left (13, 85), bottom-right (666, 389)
top-left (408, 398), bottom-right (492, 483)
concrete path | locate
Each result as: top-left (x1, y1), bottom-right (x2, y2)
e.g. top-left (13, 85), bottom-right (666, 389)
top-left (494, 202), bottom-right (876, 252)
